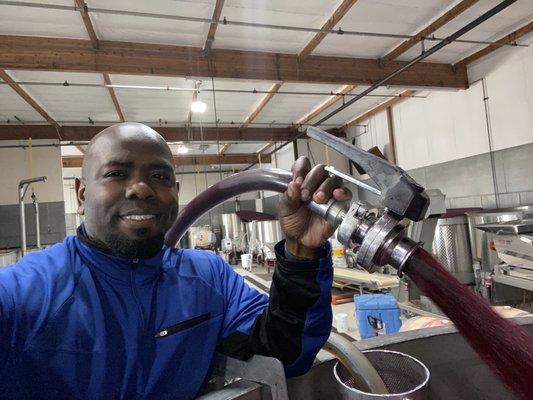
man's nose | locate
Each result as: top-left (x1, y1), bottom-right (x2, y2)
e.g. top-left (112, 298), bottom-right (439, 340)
top-left (125, 179), bottom-right (156, 200)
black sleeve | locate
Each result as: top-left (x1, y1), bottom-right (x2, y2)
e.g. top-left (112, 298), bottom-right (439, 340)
top-left (217, 240), bottom-right (333, 377)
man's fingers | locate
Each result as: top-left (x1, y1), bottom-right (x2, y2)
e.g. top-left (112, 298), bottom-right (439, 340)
top-left (312, 176), bottom-right (343, 204)
top-left (279, 181), bottom-right (302, 217)
top-left (292, 156), bottom-right (311, 184)
top-left (300, 164), bottom-right (328, 202)
top-left (333, 187), bottom-right (352, 202)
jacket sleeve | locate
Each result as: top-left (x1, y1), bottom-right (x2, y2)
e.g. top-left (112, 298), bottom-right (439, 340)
top-left (217, 239), bottom-right (333, 377)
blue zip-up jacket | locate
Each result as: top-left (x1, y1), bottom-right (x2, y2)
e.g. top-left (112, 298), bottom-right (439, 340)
top-left (0, 232), bottom-right (333, 399)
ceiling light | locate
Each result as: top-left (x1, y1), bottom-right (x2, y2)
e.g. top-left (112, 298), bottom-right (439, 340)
top-left (191, 99), bottom-right (207, 113)
top-left (177, 145), bottom-right (189, 154)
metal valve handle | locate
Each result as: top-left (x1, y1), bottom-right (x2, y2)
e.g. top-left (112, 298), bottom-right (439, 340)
top-left (307, 127), bottom-right (429, 222)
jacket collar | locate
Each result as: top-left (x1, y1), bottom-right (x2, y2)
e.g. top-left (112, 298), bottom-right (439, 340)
top-left (75, 224), bottom-right (170, 284)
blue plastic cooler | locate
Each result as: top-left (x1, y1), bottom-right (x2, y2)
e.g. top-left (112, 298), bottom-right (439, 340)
top-left (354, 294), bottom-right (401, 339)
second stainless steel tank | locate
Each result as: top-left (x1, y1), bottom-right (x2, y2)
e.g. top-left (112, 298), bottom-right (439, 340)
top-left (221, 213), bottom-right (244, 240)
top-left (258, 220), bottom-right (283, 244)
top-left (432, 215), bottom-right (474, 284)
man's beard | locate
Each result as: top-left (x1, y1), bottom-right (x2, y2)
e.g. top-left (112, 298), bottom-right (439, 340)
top-left (102, 229), bottom-right (165, 259)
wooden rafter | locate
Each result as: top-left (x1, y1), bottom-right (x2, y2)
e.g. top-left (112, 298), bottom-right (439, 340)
top-left (204, 0), bottom-right (226, 52)
top-left (74, 3), bottom-right (126, 123)
top-left (344, 90), bottom-right (414, 128)
top-left (241, 83), bottom-right (283, 128)
top-left (75, 145), bottom-right (86, 154)
top-left (62, 153), bottom-right (270, 168)
top-left (218, 143), bottom-right (231, 154)
top-left (385, 107), bottom-right (396, 164)
top-left (0, 125), bottom-right (344, 142)
top-left (0, 69), bottom-right (59, 128)
top-left (298, 0), bottom-right (359, 59)
top-left (381, 0), bottom-right (479, 62)
top-left (102, 73), bottom-right (126, 122)
top-left (0, 35), bottom-right (468, 89)
top-left (256, 142), bottom-right (275, 154)
top-left (296, 84), bottom-right (356, 125)
top-left (455, 21), bottom-right (533, 68)
top-left (74, 0), bottom-right (99, 49)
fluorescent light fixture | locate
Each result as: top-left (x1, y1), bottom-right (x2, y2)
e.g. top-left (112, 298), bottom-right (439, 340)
top-left (191, 100), bottom-right (207, 113)
top-left (177, 145), bottom-right (189, 154)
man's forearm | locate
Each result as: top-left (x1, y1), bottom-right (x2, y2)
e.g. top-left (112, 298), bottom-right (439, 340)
top-left (217, 240), bottom-right (333, 376)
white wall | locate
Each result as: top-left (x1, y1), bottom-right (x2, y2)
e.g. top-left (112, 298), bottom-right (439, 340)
top-left (0, 139), bottom-right (64, 205)
top-left (348, 34), bottom-right (533, 171)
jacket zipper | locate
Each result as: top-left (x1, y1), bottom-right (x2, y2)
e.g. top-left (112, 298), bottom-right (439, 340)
top-left (155, 313), bottom-right (211, 338)
top-left (130, 258), bottom-right (146, 331)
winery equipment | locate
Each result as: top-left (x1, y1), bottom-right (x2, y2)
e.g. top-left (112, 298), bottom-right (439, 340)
top-left (166, 125), bottom-right (533, 400)
top-left (476, 217), bottom-right (533, 292)
top-left (18, 176), bottom-right (47, 257)
top-left (466, 206), bottom-right (533, 271)
top-left (221, 213), bottom-right (246, 263)
top-left (432, 215), bottom-right (474, 285)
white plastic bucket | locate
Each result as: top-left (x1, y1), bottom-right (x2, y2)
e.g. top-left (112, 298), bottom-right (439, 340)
top-left (335, 313), bottom-right (349, 333)
top-left (241, 254), bottom-right (253, 271)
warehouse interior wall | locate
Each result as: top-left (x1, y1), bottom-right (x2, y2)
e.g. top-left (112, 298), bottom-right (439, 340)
top-left (348, 36), bottom-right (533, 209)
top-left (0, 139), bottom-right (66, 248)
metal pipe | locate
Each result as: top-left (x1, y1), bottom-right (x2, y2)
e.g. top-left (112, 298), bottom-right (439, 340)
top-left (0, 1), bottom-right (526, 48)
top-left (19, 186), bottom-right (26, 257)
top-left (324, 332), bottom-right (388, 394)
top-left (31, 191), bottom-right (41, 249)
top-left (18, 176), bottom-right (47, 257)
top-left (0, 81), bottom-right (428, 99)
top-left (35, 201), bottom-right (40, 248)
top-left (243, 0), bottom-right (518, 170)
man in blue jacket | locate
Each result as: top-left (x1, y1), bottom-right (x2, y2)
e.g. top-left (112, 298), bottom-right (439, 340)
top-left (0, 122), bottom-right (350, 399)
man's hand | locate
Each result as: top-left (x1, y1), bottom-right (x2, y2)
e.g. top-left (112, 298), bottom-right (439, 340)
top-left (278, 156), bottom-right (352, 260)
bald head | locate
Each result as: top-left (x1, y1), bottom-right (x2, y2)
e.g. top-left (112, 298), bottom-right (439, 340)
top-left (75, 122), bottom-right (179, 259)
top-left (82, 122), bottom-right (173, 180)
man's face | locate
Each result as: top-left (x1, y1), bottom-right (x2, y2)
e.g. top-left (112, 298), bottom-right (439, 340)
top-left (76, 132), bottom-right (179, 258)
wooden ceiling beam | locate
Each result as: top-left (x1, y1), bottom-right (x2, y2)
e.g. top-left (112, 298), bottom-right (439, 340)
top-left (62, 153), bottom-right (270, 168)
top-left (381, 0), bottom-right (479, 62)
top-left (296, 84), bottom-right (357, 125)
top-left (0, 69), bottom-right (59, 128)
top-left (298, 0), bottom-right (359, 59)
top-left (0, 35), bottom-right (468, 89)
top-left (256, 142), bottom-right (275, 154)
top-left (75, 2), bottom-right (126, 123)
top-left (241, 82), bottom-right (282, 129)
top-left (204, 0), bottom-right (226, 52)
top-left (74, 0), bottom-right (99, 49)
top-left (218, 143), bottom-right (231, 154)
top-left (344, 90), bottom-right (415, 128)
top-left (0, 125), bottom-right (345, 142)
top-left (455, 21), bottom-right (533, 68)
top-left (102, 73), bottom-right (126, 122)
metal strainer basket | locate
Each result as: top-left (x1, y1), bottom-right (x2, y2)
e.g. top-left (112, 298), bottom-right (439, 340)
top-left (334, 350), bottom-right (430, 399)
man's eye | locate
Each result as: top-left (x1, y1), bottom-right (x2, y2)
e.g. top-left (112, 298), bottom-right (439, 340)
top-left (153, 173), bottom-right (170, 181)
top-left (104, 171), bottom-right (126, 178)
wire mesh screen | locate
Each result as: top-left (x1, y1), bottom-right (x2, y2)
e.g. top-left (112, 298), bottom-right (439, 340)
top-left (335, 350), bottom-right (429, 396)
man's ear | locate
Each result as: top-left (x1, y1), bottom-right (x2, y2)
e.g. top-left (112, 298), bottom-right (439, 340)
top-left (75, 177), bottom-right (86, 215)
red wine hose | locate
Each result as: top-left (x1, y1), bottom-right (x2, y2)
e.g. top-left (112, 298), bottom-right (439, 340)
top-left (405, 248), bottom-right (533, 399)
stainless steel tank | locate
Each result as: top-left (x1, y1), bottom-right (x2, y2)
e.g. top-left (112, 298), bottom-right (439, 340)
top-left (258, 220), bottom-right (283, 244)
top-left (432, 215), bottom-right (474, 284)
top-left (221, 213), bottom-right (243, 240)
top-left (466, 206), bottom-right (533, 271)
